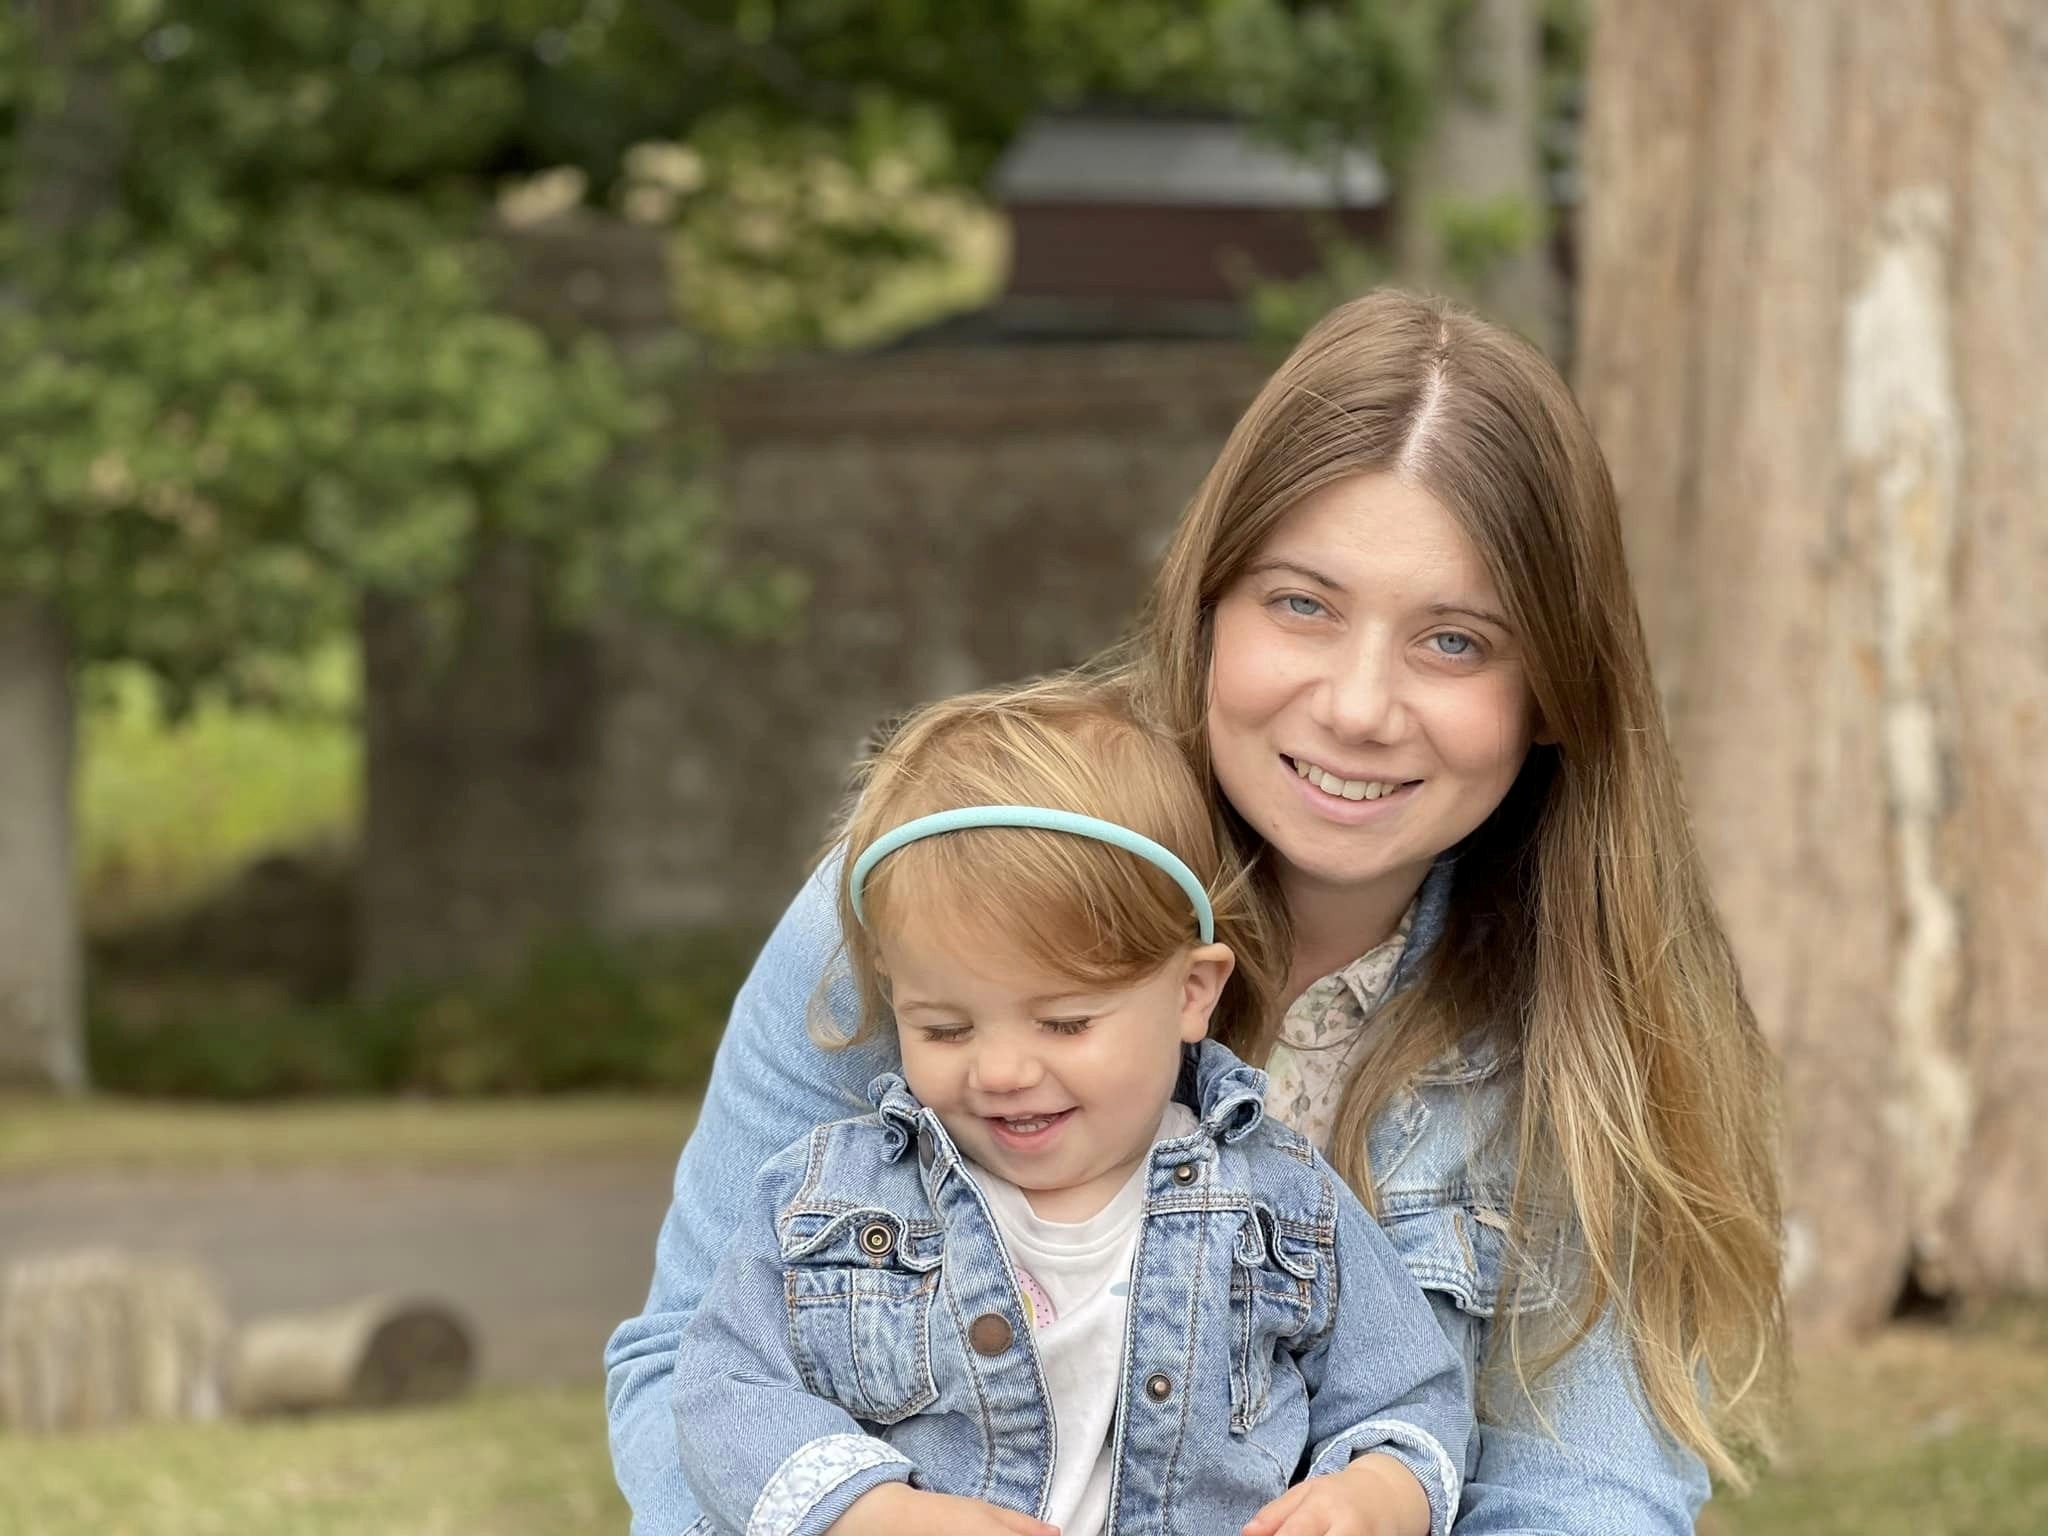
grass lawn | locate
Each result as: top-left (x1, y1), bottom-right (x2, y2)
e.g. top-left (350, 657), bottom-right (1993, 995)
top-left (77, 658), bottom-right (360, 932)
top-left (1706, 1308), bottom-right (2048, 1536)
top-left (0, 1387), bottom-right (621, 1536)
top-left (0, 1094), bottom-right (698, 1176)
top-left (2, 1313), bottom-right (2041, 1534)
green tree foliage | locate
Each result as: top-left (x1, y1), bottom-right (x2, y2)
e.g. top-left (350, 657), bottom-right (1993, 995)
top-left (0, 4), bottom-right (679, 709)
top-left (0, 0), bottom-right (1096, 707)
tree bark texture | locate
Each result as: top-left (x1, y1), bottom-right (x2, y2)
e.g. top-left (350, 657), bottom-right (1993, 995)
top-left (1577, 0), bottom-right (2048, 1338)
top-left (1398, 0), bottom-right (1565, 356)
top-left (0, 600), bottom-right (84, 1090)
top-left (0, 0), bottom-right (121, 1090)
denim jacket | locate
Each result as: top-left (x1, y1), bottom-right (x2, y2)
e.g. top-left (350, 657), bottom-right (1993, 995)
top-left (607, 855), bottom-right (1712, 1535)
top-left (672, 1041), bottom-right (1471, 1536)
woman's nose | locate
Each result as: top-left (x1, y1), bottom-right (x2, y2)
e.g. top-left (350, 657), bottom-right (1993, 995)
top-left (1313, 636), bottom-right (1406, 743)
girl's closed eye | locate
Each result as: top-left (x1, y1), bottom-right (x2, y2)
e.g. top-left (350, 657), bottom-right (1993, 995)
top-left (916, 1022), bottom-right (972, 1043)
top-left (1039, 1017), bottom-right (1093, 1036)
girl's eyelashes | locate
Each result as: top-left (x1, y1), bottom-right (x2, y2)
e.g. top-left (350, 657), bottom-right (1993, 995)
top-left (905, 1018), bottom-right (1093, 1039)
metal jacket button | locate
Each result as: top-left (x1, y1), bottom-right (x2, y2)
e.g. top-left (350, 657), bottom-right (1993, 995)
top-left (969, 1312), bottom-right (1013, 1356)
top-left (858, 1222), bottom-right (894, 1258)
top-left (1172, 1162), bottom-right (1198, 1185)
top-left (1144, 1371), bottom-right (1173, 1401)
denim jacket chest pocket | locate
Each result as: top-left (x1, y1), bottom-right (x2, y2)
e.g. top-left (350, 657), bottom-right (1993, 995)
top-left (1369, 1057), bottom-right (1552, 1323)
top-left (1227, 1202), bottom-right (1330, 1433)
top-left (778, 1206), bottom-right (943, 1425)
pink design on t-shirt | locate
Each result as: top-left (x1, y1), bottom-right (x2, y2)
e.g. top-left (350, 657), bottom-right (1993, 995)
top-left (1014, 1263), bottom-right (1058, 1328)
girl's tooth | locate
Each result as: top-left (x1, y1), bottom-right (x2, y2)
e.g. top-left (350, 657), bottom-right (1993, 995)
top-left (1296, 758), bottom-right (1312, 778)
top-left (1342, 781), bottom-right (1367, 800)
top-left (1366, 782), bottom-right (1384, 800)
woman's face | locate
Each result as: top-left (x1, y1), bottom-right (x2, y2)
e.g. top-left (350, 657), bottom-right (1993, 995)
top-left (1206, 471), bottom-right (1537, 916)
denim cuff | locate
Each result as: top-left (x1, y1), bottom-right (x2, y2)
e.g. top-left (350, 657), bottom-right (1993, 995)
top-left (746, 1433), bottom-right (914, 1536)
top-left (1306, 1420), bottom-right (1461, 1536)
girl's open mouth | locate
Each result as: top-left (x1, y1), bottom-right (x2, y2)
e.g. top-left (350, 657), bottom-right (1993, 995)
top-left (986, 1107), bottom-right (1075, 1152)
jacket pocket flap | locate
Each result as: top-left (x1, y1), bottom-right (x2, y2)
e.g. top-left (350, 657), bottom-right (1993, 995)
top-left (1233, 1205), bottom-right (1321, 1282)
top-left (779, 1208), bottom-right (944, 1271)
top-left (1382, 1204), bottom-right (1542, 1317)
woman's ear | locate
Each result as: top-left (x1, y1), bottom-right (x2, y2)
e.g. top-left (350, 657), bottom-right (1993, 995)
top-left (1179, 943), bottom-right (1238, 1043)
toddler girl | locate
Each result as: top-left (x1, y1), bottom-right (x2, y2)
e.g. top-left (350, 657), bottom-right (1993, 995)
top-left (672, 681), bottom-right (1470, 1536)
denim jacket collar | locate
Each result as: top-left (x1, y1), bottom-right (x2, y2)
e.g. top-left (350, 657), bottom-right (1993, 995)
top-left (1386, 854), bottom-right (1509, 1084)
top-left (868, 1072), bottom-right (931, 1162)
top-left (1177, 1038), bottom-right (1270, 1143)
top-left (1389, 852), bottom-right (1456, 996)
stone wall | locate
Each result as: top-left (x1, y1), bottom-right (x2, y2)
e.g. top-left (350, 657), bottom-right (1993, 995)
top-left (359, 338), bottom-right (1270, 986)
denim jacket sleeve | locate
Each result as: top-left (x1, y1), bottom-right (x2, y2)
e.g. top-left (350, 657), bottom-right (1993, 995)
top-left (1429, 1296), bottom-right (1710, 1536)
top-left (1297, 1185), bottom-right (1474, 1536)
top-left (671, 1138), bottom-right (917, 1536)
top-left (604, 855), bottom-right (896, 1535)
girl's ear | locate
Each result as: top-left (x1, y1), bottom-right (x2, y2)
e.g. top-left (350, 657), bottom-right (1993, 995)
top-left (1179, 943), bottom-right (1237, 1043)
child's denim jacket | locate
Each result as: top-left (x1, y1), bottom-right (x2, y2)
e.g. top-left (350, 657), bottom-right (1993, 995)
top-left (672, 1039), bottom-right (1471, 1536)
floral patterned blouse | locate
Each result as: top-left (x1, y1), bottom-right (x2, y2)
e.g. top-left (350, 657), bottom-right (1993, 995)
top-left (1260, 905), bottom-right (1415, 1154)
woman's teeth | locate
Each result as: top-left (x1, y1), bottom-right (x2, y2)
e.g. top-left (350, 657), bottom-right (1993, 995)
top-left (1293, 757), bottom-right (1407, 801)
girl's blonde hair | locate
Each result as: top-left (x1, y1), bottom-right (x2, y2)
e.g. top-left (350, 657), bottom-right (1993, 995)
top-left (1118, 290), bottom-right (1785, 1484)
top-left (829, 674), bottom-right (1281, 1060)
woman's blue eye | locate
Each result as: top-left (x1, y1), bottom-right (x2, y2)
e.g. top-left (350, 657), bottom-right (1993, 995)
top-left (1432, 632), bottom-right (1477, 657)
top-left (1282, 595), bottom-right (1323, 617)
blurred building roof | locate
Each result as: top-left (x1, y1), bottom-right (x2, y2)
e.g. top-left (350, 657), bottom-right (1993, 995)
top-left (897, 111), bottom-right (1390, 345)
top-left (992, 111), bottom-right (1389, 210)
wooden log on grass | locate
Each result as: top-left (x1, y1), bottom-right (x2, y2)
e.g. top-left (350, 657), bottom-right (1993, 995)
top-left (0, 1249), bottom-right (230, 1433)
top-left (230, 1295), bottom-right (476, 1416)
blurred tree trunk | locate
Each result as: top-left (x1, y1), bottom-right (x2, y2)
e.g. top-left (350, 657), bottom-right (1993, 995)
top-left (1397, 0), bottom-right (1563, 356)
top-left (0, 603), bottom-right (83, 1089)
top-left (1577, 0), bottom-right (2048, 1339)
top-left (0, 0), bottom-right (122, 1090)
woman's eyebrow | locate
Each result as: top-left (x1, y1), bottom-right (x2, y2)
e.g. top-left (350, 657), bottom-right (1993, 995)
top-left (1431, 602), bottom-right (1513, 629)
top-left (1244, 557), bottom-right (1349, 592)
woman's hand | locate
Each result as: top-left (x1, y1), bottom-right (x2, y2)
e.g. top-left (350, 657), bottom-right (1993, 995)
top-left (830, 1482), bottom-right (1058, 1536)
top-left (1242, 1452), bottom-right (1435, 1536)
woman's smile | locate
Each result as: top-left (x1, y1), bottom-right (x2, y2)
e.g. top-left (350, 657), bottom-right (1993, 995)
top-left (1283, 753), bottom-right (1423, 820)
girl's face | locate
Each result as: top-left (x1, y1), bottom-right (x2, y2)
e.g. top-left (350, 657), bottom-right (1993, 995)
top-left (1206, 471), bottom-right (1537, 924)
top-left (881, 917), bottom-right (1232, 1223)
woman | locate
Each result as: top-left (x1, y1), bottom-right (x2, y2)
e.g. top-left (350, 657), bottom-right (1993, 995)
top-left (606, 290), bottom-right (1785, 1533)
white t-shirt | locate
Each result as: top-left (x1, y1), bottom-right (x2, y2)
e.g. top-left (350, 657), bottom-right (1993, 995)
top-left (965, 1103), bottom-right (1198, 1536)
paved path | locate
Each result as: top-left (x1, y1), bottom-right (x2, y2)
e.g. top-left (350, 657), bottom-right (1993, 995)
top-left (0, 1158), bottom-right (678, 1387)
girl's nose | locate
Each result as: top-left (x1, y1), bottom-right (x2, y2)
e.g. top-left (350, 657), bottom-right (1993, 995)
top-left (969, 1037), bottom-right (1043, 1095)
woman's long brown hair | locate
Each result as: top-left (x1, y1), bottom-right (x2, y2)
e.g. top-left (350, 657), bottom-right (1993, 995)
top-left (1115, 290), bottom-right (1785, 1485)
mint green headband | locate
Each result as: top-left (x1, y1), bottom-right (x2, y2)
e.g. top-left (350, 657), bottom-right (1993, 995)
top-left (848, 805), bottom-right (1216, 944)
